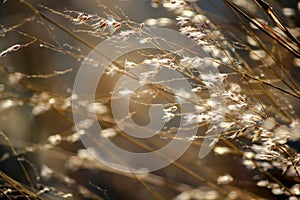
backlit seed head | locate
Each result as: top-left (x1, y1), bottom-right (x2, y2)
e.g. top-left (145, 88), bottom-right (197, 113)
top-left (8, 44), bottom-right (21, 51)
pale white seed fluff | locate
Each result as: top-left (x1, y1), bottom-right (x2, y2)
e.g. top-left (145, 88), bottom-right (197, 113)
top-left (217, 174), bottom-right (233, 185)
top-left (101, 128), bottom-right (117, 138)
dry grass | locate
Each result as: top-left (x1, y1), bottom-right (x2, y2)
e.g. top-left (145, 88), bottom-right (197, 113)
top-left (0, 0), bottom-right (300, 199)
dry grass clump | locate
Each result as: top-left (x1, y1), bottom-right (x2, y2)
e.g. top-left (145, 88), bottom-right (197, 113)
top-left (0, 0), bottom-right (300, 199)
